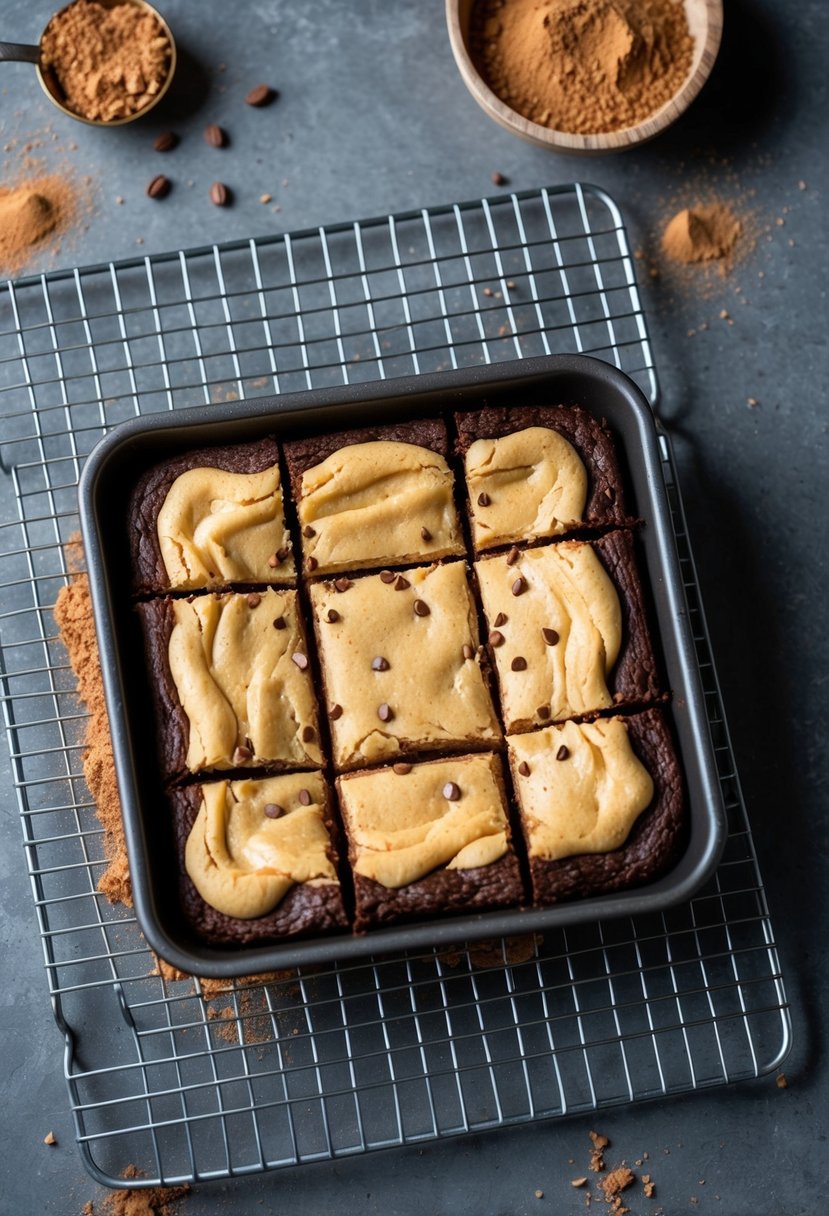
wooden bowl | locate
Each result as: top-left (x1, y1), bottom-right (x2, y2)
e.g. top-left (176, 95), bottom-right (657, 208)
top-left (446, 0), bottom-right (723, 154)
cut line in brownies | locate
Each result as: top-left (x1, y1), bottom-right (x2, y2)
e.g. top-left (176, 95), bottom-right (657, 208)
top-left (126, 405), bottom-right (685, 946)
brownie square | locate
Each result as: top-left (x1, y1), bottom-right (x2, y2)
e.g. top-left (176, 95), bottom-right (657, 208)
top-left (138, 588), bottom-right (323, 782)
top-left (475, 530), bottom-right (662, 731)
top-left (172, 772), bottom-right (348, 945)
top-left (455, 405), bottom-right (632, 551)
top-left (337, 752), bottom-right (524, 931)
top-left (507, 709), bottom-right (685, 904)
top-left (129, 437), bottom-right (295, 595)
top-left (309, 562), bottom-right (502, 771)
top-left (283, 418), bottom-right (465, 576)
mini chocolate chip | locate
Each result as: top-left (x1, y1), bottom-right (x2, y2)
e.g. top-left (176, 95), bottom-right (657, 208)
top-left (147, 174), bottom-right (171, 199)
top-left (393, 762), bottom-right (413, 775)
top-left (379, 570), bottom-right (396, 584)
top-left (209, 181), bottom-right (230, 207)
top-left (477, 491), bottom-right (491, 507)
top-left (245, 83), bottom-right (277, 107)
top-left (537, 705), bottom-right (551, 719)
top-left (277, 546), bottom-right (291, 562)
top-left (542, 627), bottom-right (560, 646)
top-left (302, 524), bottom-right (316, 537)
top-left (442, 781), bottom-right (461, 801)
top-left (263, 803), bottom-right (284, 818)
top-left (506, 546), bottom-right (520, 566)
top-left (233, 744), bottom-right (252, 764)
top-left (394, 575), bottom-right (410, 590)
top-left (413, 599), bottom-right (430, 617)
top-left (301, 725), bottom-right (315, 743)
top-left (494, 612), bottom-right (507, 628)
top-left (292, 652), bottom-right (309, 669)
top-left (267, 552), bottom-right (280, 568)
top-left (329, 703), bottom-right (343, 720)
top-left (420, 526), bottom-right (432, 541)
top-left (153, 131), bottom-right (178, 152)
top-left (511, 576), bottom-right (527, 596)
top-left (371, 655), bottom-right (390, 671)
top-left (462, 643), bottom-right (475, 660)
top-left (377, 703), bottom-right (393, 722)
top-left (247, 592), bottom-right (261, 608)
top-left (273, 616), bottom-right (286, 630)
top-left (204, 123), bottom-right (227, 147)
top-left (334, 577), bottom-right (351, 592)
top-left (326, 608), bottom-right (340, 623)
top-left (488, 629), bottom-right (505, 647)
top-left (556, 745), bottom-right (570, 761)
top-left (298, 788), bottom-right (312, 806)
top-left (307, 556), bottom-right (319, 572)
top-left (511, 656), bottom-right (527, 671)
top-left (518, 761), bottom-right (531, 777)
top-left (491, 171), bottom-right (507, 186)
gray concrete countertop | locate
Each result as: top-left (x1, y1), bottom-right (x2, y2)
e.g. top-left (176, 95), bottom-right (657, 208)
top-left (1, 1), bottom-right (826, 1212)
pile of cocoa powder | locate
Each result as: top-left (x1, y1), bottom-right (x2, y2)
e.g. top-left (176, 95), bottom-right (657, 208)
top-left (0, 174), bottom-right (82, 277)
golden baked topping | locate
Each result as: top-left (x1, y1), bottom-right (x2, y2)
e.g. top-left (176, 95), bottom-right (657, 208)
top-left (156, 464), bottom-right (293, 588)
top-left (338, 753), bottom-right (510, 888)
top-left (298, 441), bottom-right (464, 573)
top-left (167, 589), bottom-right (322, 772)
top-left (185, 774), bottom-right (337, 918)
top-left (475, 542), bottom-right (621, 729)
top-left (465, 426), bottom-right (588, 550)
top-left (508, 719), bottom-right (654, 860)
top-left (310, 563), bottom-right (501, 769)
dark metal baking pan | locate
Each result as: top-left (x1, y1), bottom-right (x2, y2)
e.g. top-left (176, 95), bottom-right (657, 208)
top-left (79, 354), bottom-right (726, 977)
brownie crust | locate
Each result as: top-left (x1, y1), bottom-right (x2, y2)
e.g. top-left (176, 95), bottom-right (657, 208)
top-left (137, 597), bottom-right (189, 784)
top-left (528, 708), bottom-right (685, 904)
top-left (594, 529), bottom-right (664, 711)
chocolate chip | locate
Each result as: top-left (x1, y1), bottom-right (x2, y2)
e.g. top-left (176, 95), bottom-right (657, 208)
top-left (442, 781), bottom-right (461, 801)
top-left (537, 705), bottom-right (551, 719)
top-left (371, 655), bottom-right (390, 671)
top-left (273, 616), bottom-right (286, 630)
top-left (491, 171), bottom-right (508, 186)
top-left (302, 524), bottom-right (316, 537)
top-left (394, 575), bottom-right (410, 590)
top-left (146, 174), bottom-right (170, 199)
top-left (334, 577), bottom-right (351, 592)
top-left (511, 576), bottom-right (527, 596)
top-left (393, 762), bottom-right (413, 775)
top-left (330, 703), bottom-right (343, 720)
top-left (556, 745), bottom-right (570, 761)
top-left (232, 744), bottom-right (252, 764)
top-left (420, 526), bottom-right (432, 541)
top-left (462, 643), bottom-right (475, 660)
top-left (209, 181), bottom-right (230, 207)
top-left (298, 788), bottom-right (312, 806)
top-left (246, 592), bottom-right (261, 608)
top-left (301, 725), bottom-right (315, 743)
top-left (377, 703), bottom-right (393, 722)
top-left (278, 546), bottom-right (291, 562)
top-left (413, 599), bottom-right (430, 617)
top-left (245, 83), bottom-right (277, 107)
top-left (263, 803), bottom-right (284, 818)
top-left (267, 552), bottom-right (280, 568)
top-left (506, 546), bottom-right (520, 566)
top-left (326, 608), bottom-right (340, 623)
top-left (542, 627), bottom-right (560, 646)
top-left (153, 131), bottom-right (178, 152)
top-left (477, 491), bottom-right (491, 507)
top-left (511, 656), bottom-right (527, 671)
top-left (488, 629), bottom-right (505, 647)
top-left (204, 123), bottom-right (227, 147)
top-left (517, 761), bottom-right (531, 777)
top-left (307, 556), bottom-right (319, 572)
top-left (291, 652), bottom-right (309, 670)
top-left (379, 570), bottom-right (396, 584)
top-left (494, 612), bottom-right (507, 628)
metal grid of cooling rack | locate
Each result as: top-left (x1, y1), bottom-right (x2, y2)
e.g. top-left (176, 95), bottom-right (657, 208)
top-left (0, 184), bottom-right (789, 1189)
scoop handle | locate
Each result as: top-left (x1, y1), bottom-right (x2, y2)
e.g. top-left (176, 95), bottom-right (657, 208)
top-left (0, 42), bottom-right (40, 64)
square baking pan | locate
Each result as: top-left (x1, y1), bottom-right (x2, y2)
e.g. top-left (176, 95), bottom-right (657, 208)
top-left (79, 353), bottom-right (726, 977)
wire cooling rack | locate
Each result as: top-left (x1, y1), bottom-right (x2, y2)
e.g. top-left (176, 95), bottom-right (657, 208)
top-left (0, 184), bottom-right (789, 1188)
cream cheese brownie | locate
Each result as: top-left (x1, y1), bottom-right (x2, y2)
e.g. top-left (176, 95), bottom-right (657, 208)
top-left (336, 752), bottom-right (524, 931)
top-left (283, 418), bottom-right (465, 575)
top-left (129, 437), bottom-right (295, 595)
top-left (455, 405), bottom-right (632, 551)
top-left (475, 530), bottom-right (661, 731)
top-left (173, 772), bottom-right (348, 944)
top-left (138, 588), bottom-right (323, 782)
top-left (309, 562), bottom-right (502, 770)
top-left (507, 709), bottom-right (684, 904)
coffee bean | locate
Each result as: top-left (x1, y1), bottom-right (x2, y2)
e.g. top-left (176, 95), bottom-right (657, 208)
top-left (326, 608), bottom-right (340, 623)
top-left (377, 703), bottom-right (393, 722)
top-left (263, 803), bottom-right (284, 818)
top-left (298, 788), bottom-right (312, 806)
top-left (556, 745), bottom-right (570, 761)
top-left (494, 612), bottom-right (507, 628)
top-left (291, 652), bottom-right (309, 670)
top-left (204, 123), bottom-right (227, 147)
top-left (542, 627), bottom-right (560, 646)
top-left (246, 592), bottom-right (261, 608)
top-left (394, 575), bottom-right (410, 590)
top-left (477, 491), bottom-right (491, 507)
top-left (420, 526), bottom-right (432, 541)
top-left (462, 644), bottom-right (475, 660)
top-left (371, 656), bottom-right (390, 671)
top-left (153, 131), bottom-right (178, 152)
top-left (232, 744), bottom-right (252, 764)
top-left (491, 171), bottom-right (508, 186)
top-left (307, 556), bottom-right (319, 571)
top-left (146, 174), bottom-right (170, 199)
top-left (511, 576), bottom-right (527, 596)
top-left (393, 762), bottom-right (412, 775)
top-left (334, 577), bottom-right (351, 592)
top-left (272, 616), bottom-right (286, 630)
top-left (511, 656), bottom-right (527, 671)
top-left (302, 524), bottom-right (316, 537)
top-left (245, 83), bottom-right (277, 107)
top-left (209, 181), bottom-right (230, 206)
top-left (413, 599), bottom-right (430, 617)
top-left (488, 629), bottom-right (505, 647)
top-left (518, 761), bottom-right (530, 777)
top-left (330, 703), bottom-right (343, 720)
top-left (379, 570), bottom-right (396, 584)
top-left (537, 705), bottom-right (551, 719)
top-left (442, 781), bottom-right (461, 801)
top-left (301, 725), bottom-right (315, 743)
top-left (506, 546), bottom-right (520, 566)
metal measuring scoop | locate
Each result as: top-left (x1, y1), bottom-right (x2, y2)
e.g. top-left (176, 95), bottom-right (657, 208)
top-left (0, 0), bottom-right (176, 126)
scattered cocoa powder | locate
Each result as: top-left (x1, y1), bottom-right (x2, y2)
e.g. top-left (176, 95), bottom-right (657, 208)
top-left (589, 1129), bottom-right (610, 1172)
top-left (662, 203), bottom-right (743, 268)
top-left (0, 174), bottom-right (81, 276)
top-left (100, 1165), bottom-right (188, 1216)
top-left (471, 0), bottom-right (694, 135)
top-left (40, 0), bottom-right (172, 123)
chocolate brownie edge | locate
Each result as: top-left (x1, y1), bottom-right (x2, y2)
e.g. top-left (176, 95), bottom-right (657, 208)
top-left (136, 597), bottom-right (189, 784)
top-left (595, 529), bottom-right (664, 709)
